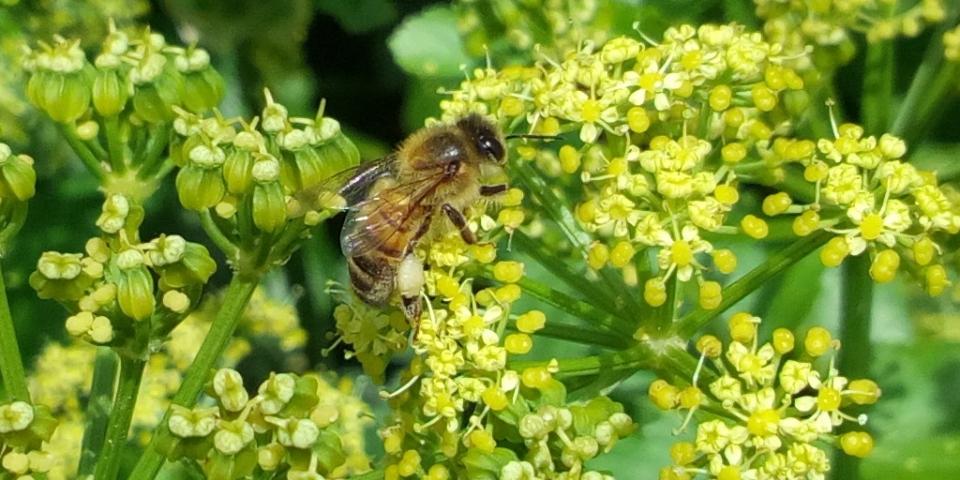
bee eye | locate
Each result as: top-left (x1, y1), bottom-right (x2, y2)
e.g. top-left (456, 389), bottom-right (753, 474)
top-left (478, 136), bottom-right (505, 163)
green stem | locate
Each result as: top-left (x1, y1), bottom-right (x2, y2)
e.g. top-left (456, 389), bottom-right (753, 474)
top-left (77, 348), bottom-right (119, 477)
top-left (136, 123), bottom-right (173, 180)
top-left (511, 160), bottom-right (647, 315)
top-left (199, 209), bottom-right (239, 260)
top-left (128, 274), bottom-right (259, 479)
top-left (301, 227), bottom-right (337, 320)
top-left (649, 274), bottom-right (678, 336)
top-left (675, 231), bottom-right (831, 337)
top-left (59, 124), bottom-right (107, 182)
top-left (511, 232), bottom-right (624, 319)
top-left (890, 7), bottom-right (960, 145)
top-left (506, 320), bottom-right (629, 349)
top-left (93, 355), bottom-right (145, 480)
top-left (489, 268), bottom-right (634, 337)
top-left (0, 261), bottom-right (29, 402)
top-left (104, 116), bottom-right (127, 174)
top-left (861, 11), bottom-right (894, 134)
top-left (832, 255), bottom-right (874, 480)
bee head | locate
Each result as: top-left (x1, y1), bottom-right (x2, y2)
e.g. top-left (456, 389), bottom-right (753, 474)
top-left (457, 114), bottom-right (506, 164)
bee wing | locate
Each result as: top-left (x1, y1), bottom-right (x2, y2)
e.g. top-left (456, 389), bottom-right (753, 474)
top-left (292, 154), bottom-right (400, 214)
top-left (339, 167), bottom-right (451, 258)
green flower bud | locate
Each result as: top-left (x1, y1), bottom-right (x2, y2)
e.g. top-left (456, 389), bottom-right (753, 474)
top-left (0, 403), bottom-right (57, 450)
top-left (148, 235), bottom-right (216, 288)
top-left (0, 401), bottom-right (34, 433)
top-left (213, 369), bottom-right (248, 413)
top-left (783, 90), bottom-right (810, 118)
top-left (213, 419), bottom-right (255, 456)
top-left (0, 144), bottom-right (37, 202)
top-left (257, 373), bottom-right (296, 415)
top-left (115, 249), bottom-right (156, 320)
top-left (92, 67), bottom-right (129, 116)
top-left (29, 252), bottom-right (98, 300)
top-left (131, 54), bottom-right (181, 123)
top-left (176, 165), bottom-right (226, 210)
top-left (257, 443), bottom-right (285, 471)
top-left (275, 418), bottom-right (319, 449)
top-left (518, 413), bottom-right (548, 439)
top-left (261, 92), bottom-right (288, 133)
top-left (95, 194), bottom-right (130, 234)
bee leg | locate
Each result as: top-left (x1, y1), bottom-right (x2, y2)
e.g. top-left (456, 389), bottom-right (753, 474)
top-left (397, 253), bottom-right (425, 324)
top-left (480, 184), bottom-right (508, 196)
top-left (442, 203), bottom-right (476, 244)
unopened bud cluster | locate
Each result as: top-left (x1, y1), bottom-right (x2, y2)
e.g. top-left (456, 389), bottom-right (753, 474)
top-left (29, 194), bottom-right (215, 350)
top-left (654, 313), bottom-right (881, 479)
top-left (156, 370), bottom-right (360, 479)
top-left (0, 401), bottom-right (58, 479)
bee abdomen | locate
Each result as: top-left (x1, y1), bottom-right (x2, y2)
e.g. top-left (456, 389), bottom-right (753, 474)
top-left (347, 254), bottom-right (395, 306)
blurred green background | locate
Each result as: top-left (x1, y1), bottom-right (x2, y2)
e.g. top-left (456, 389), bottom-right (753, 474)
top-left (2, 0), bottom-right (960, 478)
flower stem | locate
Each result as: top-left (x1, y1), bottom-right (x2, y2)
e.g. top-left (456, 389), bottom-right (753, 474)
top-left (506, 320), bottom-right (629, 349)
top-left (77, 347), bottom-right (119, 476)
top-left (93, 354), bottom-right (145, 480)
top-left (59, 124), bottom-right (107, 182)
top-left (199, 209), bottom-right (239, 260)
top-left (832, 255), bottom-right (874, 480)
top-left (0, 261), bottom-right (29, 402)
top-left (104, 116), bottom-right (127, 174)
top-left (675, 231), bottom-right (831, 337)
top-left (128, 274), bottom-right (259, 479)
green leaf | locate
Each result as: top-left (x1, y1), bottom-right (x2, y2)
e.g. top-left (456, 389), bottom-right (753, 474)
top-left (388, 6), bottom-right (470, 78)
top-left (316, 0), bottom-right (397, 33)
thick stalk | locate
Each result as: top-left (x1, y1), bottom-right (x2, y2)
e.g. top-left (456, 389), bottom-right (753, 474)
top-left (93, 355), bottom-right (146, 480)
top-left (128, 274), bottom-right (259, 479)
top-left (832, 255), bottom-right (874, 480)
top-left (199, 209), bottom-right (240, 259)
top-left (675, 231), bottom-right (831, 337)
top-left (77, 348), bottom-right (119, 476)
top-left (0, 261), bottom-right (29, 402)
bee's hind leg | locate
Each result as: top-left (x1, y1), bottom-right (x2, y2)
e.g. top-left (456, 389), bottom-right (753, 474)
top-left (442, 203), bottom-right (476, 244)
top-left (397, 253), bottom-right (425, 325)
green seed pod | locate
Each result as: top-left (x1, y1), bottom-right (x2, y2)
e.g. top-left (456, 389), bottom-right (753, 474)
top-left (0, 144), bottom-right (37, 202)
top-left (176, 165), bottom-right (226, 210)
top-left (115, 249), bottom-right (156, 321)
top-left (315, 133), bottom-right (360, 182)
top-left (40, 71), bottom-right (91, 123)
top-left (205, 446), bottom-right (257, 480)
top-left (26, 71), bottom-right (51, 111)
top-left (181, 68), bottom-right (225, 113)
top-left (132, 71), bottom-right (181, 123)
top-left (93, 67), bottom-right (129, 116)
top-left (294, 148), bottom-right (325, 191)
top-left (223, 149), bottom-right (255, 194)
top-left (252, 182), bottom-right (287, 233)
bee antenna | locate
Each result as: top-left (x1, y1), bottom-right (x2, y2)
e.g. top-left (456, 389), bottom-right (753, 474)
top-left (505, 133), bottom-right (559, 142)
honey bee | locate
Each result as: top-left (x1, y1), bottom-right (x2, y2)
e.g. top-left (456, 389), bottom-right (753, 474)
top-left (297, 114), bottom-right (509, 322)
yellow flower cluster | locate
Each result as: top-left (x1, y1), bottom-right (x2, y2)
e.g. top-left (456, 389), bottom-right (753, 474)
top-left (762, 124), bottom-right (958, 293)
top-left (945, 24), bottom-right (960, 61)
top-left (653, 313), bottom-right (880, 479)
top-left (754, 0), bottom-right (946, 70)
top-left (27, 288), bottom-right (313, 480)
top-left (0, 400), bottom-right (57, 480)
top-left (440, 24), bottom-right (810, 307)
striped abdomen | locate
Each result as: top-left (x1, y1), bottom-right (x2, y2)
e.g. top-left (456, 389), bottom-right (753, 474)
top-left (347, 253), bottom-right (397, 306)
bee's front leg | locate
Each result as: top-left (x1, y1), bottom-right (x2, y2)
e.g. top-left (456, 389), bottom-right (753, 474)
top-left (480, 184), bottom-right (508, 196)
top-left (442, 203), bottom-right (476, 244)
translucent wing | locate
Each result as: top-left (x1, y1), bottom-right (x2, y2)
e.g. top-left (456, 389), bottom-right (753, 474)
top-left (292, 154), bottom-right (399, 214)
top-left (339, 166), bottom-right (451, 258)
